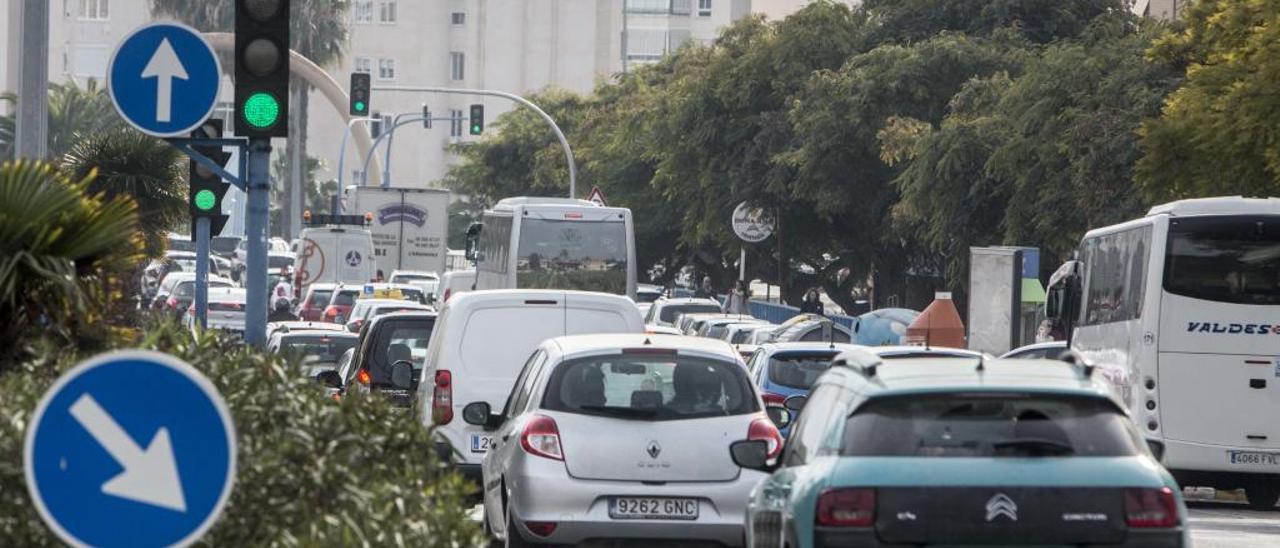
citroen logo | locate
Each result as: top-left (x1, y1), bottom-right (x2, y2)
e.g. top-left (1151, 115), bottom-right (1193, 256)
top-left (985, 493), bottom-right (1018, 522)
top-left (646, 440), bottom-right (661, 459)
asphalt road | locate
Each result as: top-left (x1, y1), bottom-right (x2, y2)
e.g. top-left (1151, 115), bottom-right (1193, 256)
top-left (1188, 503), bottom-right (1280, 547)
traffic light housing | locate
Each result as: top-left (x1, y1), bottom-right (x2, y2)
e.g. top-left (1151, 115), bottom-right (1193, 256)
top-left (190, 120), bottom-right (231, 238)
top-left (235, 0), bottom-right (290, 137)
top-left (469, 104), bottom-right (484, 135)
top-left (349, 72), bottom-right (370, 116)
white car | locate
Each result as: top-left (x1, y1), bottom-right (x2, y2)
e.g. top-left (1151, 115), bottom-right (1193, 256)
top-left (634, 283), bottom-right (665, 316)
top-left (187, 287), bottom-right (247, 336)
top-left (417, 289), bottom-right (645, 485)
top-left (644, 297), bottom-right (724, 328)
top-left (345, 298), bottom-right (432, 333)
top-left (867, 345), bottom-right (990, 360)
top-left (469, 334), bottom-right (783, 546)
top-left (438, 269), bottom-right (476, 303)
top-left (266, 330), bottom-right (359, 378)
top-left (389, 270), bottom-right (441, 301)
top-left (1000, 340), bottom-right (1068, 360)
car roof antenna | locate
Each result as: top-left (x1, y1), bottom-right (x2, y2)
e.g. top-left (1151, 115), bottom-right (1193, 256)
top-left (975, 354), bottom-right (985, 373)
top-left (643, 337), bottom-right (652, 345)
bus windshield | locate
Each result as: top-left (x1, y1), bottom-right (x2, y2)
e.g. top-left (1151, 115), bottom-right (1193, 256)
top-left (1164, 216), bottom-right (1280, 305)
top-left (517, 218), bottom-right (627, 294)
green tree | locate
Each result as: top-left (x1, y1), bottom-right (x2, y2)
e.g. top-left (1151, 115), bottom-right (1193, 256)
top-left (61, 128), bottom-right (188, 255)
top-left (864, 0), bottom-right (1123, 44)
top-left (1138, 0), bottom-right (1280, 199)
top-left (1, 80), bottom-right (125, 160)
top-left (0, 160), bottom-right (144, 371)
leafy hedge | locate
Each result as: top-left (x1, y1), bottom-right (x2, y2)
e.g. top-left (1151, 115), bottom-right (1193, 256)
top-left (0, 324), bottom-right (482, 546)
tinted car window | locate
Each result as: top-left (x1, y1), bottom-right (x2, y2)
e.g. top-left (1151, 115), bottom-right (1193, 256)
top-left (174, 280), bottom-right (231, 298)
top-left (278, 334), bottom-right (358, 364)
top-left (367, 318), bottom-right (434, 384)
top-left (308, 290), bottom-right (333, 306)
top-left (842, 394), bottom-right (1142, 458)
top-left (542, 354), bottom-right (758, 421)
top-left (333, 290), bottom-right (358, 307)
top-left (767, 352), bottom-right (840, 390)
top-left (268, 255), bottom-right (294, 269)
top-left (659, 304), bottom-right (722, 323)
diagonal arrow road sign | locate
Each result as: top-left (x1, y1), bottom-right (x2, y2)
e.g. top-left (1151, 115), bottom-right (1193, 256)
top-left (141, 38), bottom-right (189, 124)
top-left (68, 394), bottom-right (187, 512)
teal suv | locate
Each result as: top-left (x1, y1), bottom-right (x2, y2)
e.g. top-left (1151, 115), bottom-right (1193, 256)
top-left (731, 349), bottom-right (1187, 548)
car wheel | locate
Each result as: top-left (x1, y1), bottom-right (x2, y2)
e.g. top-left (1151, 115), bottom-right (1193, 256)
top-left (1247, 484), bottom-right (1280, 510)
top-left (505, 507), bottom-right (534, 548)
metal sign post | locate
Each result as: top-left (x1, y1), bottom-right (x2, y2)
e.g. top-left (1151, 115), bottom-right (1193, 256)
top-left (243, 138), bottom-right (272, 347)
top-left (194, 217), bottom-right (210, 329)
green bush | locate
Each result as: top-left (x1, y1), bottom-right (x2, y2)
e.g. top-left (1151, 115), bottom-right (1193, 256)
top-left (0, 324), bottom-right (483, 547)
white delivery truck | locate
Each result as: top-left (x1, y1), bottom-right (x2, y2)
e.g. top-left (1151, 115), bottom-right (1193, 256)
top-left (293, 215), bottom-right (377, 298)
top-left (347, 186), bottom-right (450, 275)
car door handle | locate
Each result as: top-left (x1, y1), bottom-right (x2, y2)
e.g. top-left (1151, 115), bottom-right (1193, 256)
top-left (1248, 435), bottom-right (1268, 441)
top-left (1250, 379), bottom-right (1266, 389)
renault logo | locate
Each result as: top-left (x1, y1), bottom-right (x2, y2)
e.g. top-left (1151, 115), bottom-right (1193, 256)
top-left (646, 440), bottom-right (661, 459)
top-left (985, 493), bottom-right (1018, 522)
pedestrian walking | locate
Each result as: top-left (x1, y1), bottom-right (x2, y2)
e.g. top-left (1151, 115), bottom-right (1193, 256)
top-left (800, 288), bottom-right (825, 315)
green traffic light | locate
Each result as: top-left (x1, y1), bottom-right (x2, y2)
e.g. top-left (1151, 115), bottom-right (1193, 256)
top-left (243, 92), bottom-right (281, 128)
top-left (355, 100), bottom-right (366, 113)
top-left (194, 189), bottom-right (217, 211)
top-left (470, 124), bottom-right (481, 135)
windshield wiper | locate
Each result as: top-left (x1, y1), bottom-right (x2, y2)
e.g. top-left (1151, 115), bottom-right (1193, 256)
top-left (993, 438), bottom-right (1075, 456)
top-left (578, 405), bottom-right (659, 419)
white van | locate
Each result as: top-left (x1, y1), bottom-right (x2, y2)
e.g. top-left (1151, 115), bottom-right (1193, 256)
top-left (417, 289), bottom-right (644, 480)
top-left (293, 226), bottom-right (376, 297)
top-left (438, 268), bottom-right (476, 303)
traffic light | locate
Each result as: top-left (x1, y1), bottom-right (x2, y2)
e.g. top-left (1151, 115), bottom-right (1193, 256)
top-left (370, 111), bottom-right (383, 138)
top-left (189, 120), bottom-right (231, 238)
top-left (349, 72), bottom-right (370, 116)
top-left (423, 104), bottom-right (431, 129)
top-left (469, 104), bottom-right (484, 135)
top-left (234, 0), bottom-right (290, 137)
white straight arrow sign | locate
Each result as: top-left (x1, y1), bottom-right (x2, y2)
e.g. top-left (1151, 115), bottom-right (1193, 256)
top-left (68, 394), bottom-right (187, 512)
top-left (141, 38), bottom-right (189, 123)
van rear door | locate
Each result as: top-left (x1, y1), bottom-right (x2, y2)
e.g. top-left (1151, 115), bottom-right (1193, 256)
top-left (458, 293), bottom-right (568, 412)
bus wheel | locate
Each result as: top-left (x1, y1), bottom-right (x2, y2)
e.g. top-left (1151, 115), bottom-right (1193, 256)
top-left (1247, 483), bottom-right (1280, 511)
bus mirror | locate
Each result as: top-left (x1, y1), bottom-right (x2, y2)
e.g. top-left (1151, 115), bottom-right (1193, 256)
top-left (464, 222), bottom-right (483, 262)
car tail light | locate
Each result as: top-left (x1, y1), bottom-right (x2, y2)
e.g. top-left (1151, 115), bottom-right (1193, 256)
top-left (432, 370), bottom-right (453, 424)
top-left (748, 416), bottom-right (784, 459)
top-left (524, 521), bottom-right (557, 537)
top-left (816, 488), bottom-right (875, 527)
top-left (762, 392), bottom-right (787, 406)
top-left (520, 414), bottom-right (563, 461)
top-left (1125, 487), bottom-right (1179, 528)
top-left (356, 369), bottom-right (371, 385)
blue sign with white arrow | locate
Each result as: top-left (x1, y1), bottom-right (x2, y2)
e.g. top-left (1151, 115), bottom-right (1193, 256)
top-left (24, 350), bottom-right (236, 548)
top-left (108, 22), bottom-right (221, 137)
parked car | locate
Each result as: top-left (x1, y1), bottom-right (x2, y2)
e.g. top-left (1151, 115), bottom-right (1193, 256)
top-left (417, 290), bottom-right (645, 483)
top-left (739, 351), bottom-right (1186, 548)
top-left (295, 283), bottom-right (337, 322)
top-left (1001, 341), bottom-right (1068, 360)
top-left (345, 298), bottom-right (432, 333)
top-left (320, 311), bottom-right (438, 406)
top-left (469, 334), bottom-right (787, 547)
top-left (645, 298), bottom-right (724, 328)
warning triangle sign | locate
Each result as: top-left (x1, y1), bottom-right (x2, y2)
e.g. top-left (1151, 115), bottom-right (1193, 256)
top-left (587, 186), bottom-right (607, 207)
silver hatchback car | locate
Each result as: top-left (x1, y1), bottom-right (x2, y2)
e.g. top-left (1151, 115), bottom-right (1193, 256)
top-left (464, 334), bottom-right (788, 547)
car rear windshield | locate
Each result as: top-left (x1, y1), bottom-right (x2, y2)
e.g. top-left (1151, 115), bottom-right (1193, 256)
top-left (841, 394), bottom-right (1142, 458)
top-left (636, 291), bottom-right (663, 303)
top-left (1164, 216), bottom-right (1280, 305)
top-left (660, 304), bottom-right (722, 323)
top-left (174, 280), bottom-right (231, 298)
top-left (268, 255), bottom-right (293, 269)
top-left (210, 237), bottom-right (240, 254)
top-left (767, 352), bottom-right (839, 390)
top-left (391, 274), bottom-right (435, 283)
top-left (369, 321), bottom-right (433, 383)
top-left (308, 290), bottom-right (333, 306)
top-left (543, 354), bottom-right (758, 421)
top-left (280, 335), bottom-right (357, 364)
top-left (333, 290), bottom-right (358, 307)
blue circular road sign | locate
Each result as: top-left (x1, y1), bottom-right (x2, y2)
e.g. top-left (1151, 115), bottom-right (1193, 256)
top-left (24, 350), bottom-right (236, 548)
top-left (108, 22), bottom-right (221, 137)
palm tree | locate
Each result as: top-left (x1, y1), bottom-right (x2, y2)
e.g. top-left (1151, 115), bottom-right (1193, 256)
top-left (0, 160), bottom-right (144, 370)
top-left (1, 81), bottom-right (125, 160)
top-left (148, 0), bottom-right (351, 239)
top-left (61, 128), bottom-right (188, 255)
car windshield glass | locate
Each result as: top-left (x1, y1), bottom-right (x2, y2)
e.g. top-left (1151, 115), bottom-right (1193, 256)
top-left (841, 394), bottom-right (1142, 458)
top-left (516, 218), bottom-right (628, 294)
top-left (543, 354), bottom-right (758, 421)
top-left (333, 291), bottom-right (357, 307)
top-left (767, 352), bottom-right (839, 390)
top-left (661, 304), bottom-right (722, 323)
top-left (309, 290), bottom-right (333, 306)
top-left (210, 237), bottom-right (240, 254)
top-left (730, 329), bottom-right (753, 344)
top-left (635, 291), bottom-right (662, 303)
top-left (391, 274), bottom-right (435, 283)
top-left (168, 238), bottom-right (195, 252)
top-left (1164, 216), bottom-right (1280, 305)
top-left (373, 323), bottom-right (432, 380)
top-left (174, 280), bottom-right (230, 298)
top-left (279, 335), bottom-right (357, 364)
top-left (268, 255), bottom-right (294, 269)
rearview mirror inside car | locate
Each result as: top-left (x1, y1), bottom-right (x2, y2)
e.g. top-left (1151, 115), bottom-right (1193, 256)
top-left (765, 405), bottom-right (792, 429)
top-left (784, 394), bottom-right (808, 413)
top-left (390, 360), bottom-right (414, 389)
top-left (463, 402), bottom-right (491, 426)
top-left (316, 370), bottom-right (342, 389)
top-left (610, 362), bottom-right (646, 375)
top-left (730, 439), bottom-right (772, 471)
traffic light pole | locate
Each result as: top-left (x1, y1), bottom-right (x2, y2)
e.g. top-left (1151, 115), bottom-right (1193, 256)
top-left (194, 216), bottom-right (210, 330)
top-left (373, 85), bottom-right (577, 198)
top-left (358, 115), bottom-right (462, 187)
top-left (243, 137), bottom-right (272, 347)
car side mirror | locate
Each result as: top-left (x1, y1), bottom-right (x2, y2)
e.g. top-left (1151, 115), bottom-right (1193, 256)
top-left (390, 360), bottom-right (414, 389)
top-left (784, 395), bottom-right (808, 413)
top-left (464, 401), bottom-right (504, 430)
top-left (316, 370), bottom-right (342, 389)
top-left (730, 439), bottom-right (774, 471)
top-left (765, 405), bottom-right (792, 430)
top-left (1146, 438), bottom-right (1165, 462)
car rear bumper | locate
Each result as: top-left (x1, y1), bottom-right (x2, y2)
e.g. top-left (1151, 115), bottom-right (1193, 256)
top-left (807, 528), bottom-right (1185, 547)
top-left (507, 459), bottom-right (763, 546)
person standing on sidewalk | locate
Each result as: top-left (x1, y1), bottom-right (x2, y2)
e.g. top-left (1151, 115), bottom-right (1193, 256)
top-left (724, 280), bottom-right (749, 314)
top-left (800, 288), bottom-right (825, 315)
top-left (694, 276), bottom-right (715, 299)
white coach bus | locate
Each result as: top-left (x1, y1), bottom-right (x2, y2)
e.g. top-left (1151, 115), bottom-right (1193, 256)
top-left (1047, 196), bottom-right (1280, 509)
top-left (465, 197), bottom-right (637, 298)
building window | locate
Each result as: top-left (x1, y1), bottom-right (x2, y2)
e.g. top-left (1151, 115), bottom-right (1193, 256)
top-left (78, 0), bottom-right (109, 20)
top-left (451, 12), bottom-right (466, 25)
top-left (378, 0), bottom-right (397, 23)
top-left (69, 44), bottom-right (109, 77)
top-left (353, 0), bottom-right (373, 23)
top-left (450, 52), bottom-right (465, 81)
top-left (377, 58), bottom-right (396, 80)
top-left (449, 108), bottom-right (464, 137)
top-left (627, 0), bottom-right (690, 15)
top-left (625, 28), bottom-right (668, 61)
top-left (353, 57), bottom-right (372, 74)
top-left (697, 0), bottom-right (711, 16)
